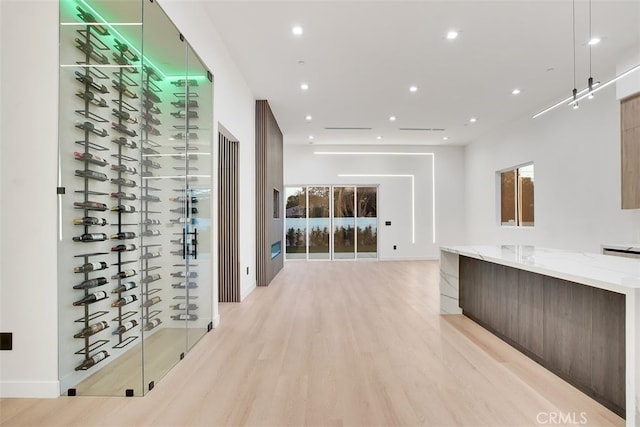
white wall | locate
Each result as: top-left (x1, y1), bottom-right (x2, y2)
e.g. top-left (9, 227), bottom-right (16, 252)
top-left (284, 144), bottom-right (466, 260)
top-left (465, 87), bottom-right (640, 253)
top-left (0, 0), bottom-right (60, 397)
top-left (157, 0), bottom-right (258, 300)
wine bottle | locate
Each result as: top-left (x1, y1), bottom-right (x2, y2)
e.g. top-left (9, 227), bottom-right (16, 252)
top-left (171, 99), bottom-right (198, 109)
top-left (74, 201), bottom-right (107, 211)
top-left (75, 350), bottom-right (109, 371)
top-left (112, 109), bottom-right (138, 125)
top-left (111, 53), bottom-right (138, 74)
top-left (140, 251), bottom-right (161, 259)
top-left (111, 269), bottom-right (136, 279)
top-left (142, 98), bottom-right (161, 114)
top-left (73, 217), bottom-right (107, 226)
top-left (111, 244), bottom-right (136, 252)
top-left (73, 233), bottom-right (107, 242)
top-left (111, 205), bottom-right (136, 213)
top-left (171, 282), bottom-right (198, 289)
top-left (112, 80), bottom-right (138, 99)
top-left (73, 261), bottom-right (107, 273)
top-left (111, 164), bottom-right (137, 174)
top-left (142, 65), bottom-right (161, 82)
top-left (73, 277), bottom-right (108, 290)
top-left (142, 296), bottom-right (161, 307)
top-left (111, 232), bottom-right (136, 240)
top-left (140, 159), bottom-right (161, 169)
top-left (170, 110), bottom-right (199, 119)
top-left (143, 219), bottom-right (161, 225)
top-left (74, 38), bottom-right (110, 65)
top-left (171, 132), bottom-right (198, 140)
top-left (72, 290), bottom-right (108, 306)
top-left (111, 294), bottom-right (137, 307)
top-left (144, 318), bottom-right (162, 331)
top-left (76, 89), bottom-right (108, 108)
top-left (75, 121), bottom-right (108, 137)
top-left (170, 207), bottom-right (198, 214)
top-left (113, 319), bottom-right (138, 335)
top-left (142, 89), bottom-right (161, 104)
top-left (111, 122), bottom-right (137, 137)
top-left (170, 196), bottom-right (198, 204)
top-left (75, 169), bottom-right (108, 181)
top-left (170, 79), bottom-right (198, 87)
top-left (170, 303), bottom-right (198, 310)
top-left (110, 192), bottom-right (136, 200)
top-left (141, 124), bottom-right (161, 136)
top-left (140, 229), bottom-right (160, 237)
top-left (74, 71), bottom-right (109, 94)
top-left (73, 321), bottom-right (109, 339)
top-left (141, 171), bottom-right (155, 178)
top-left (141, 112), bottom-right (161, 125)
top-left (142, 274), bottom-right (161, 283)
top-left (112, 136), bottom-right (137, 149)
top-left (111, 178), bottom-right (137, 187)
top-left (111, 281), bottom-right (136, 293)
top-left (171, 271), bottom-right (198, 278)
top-left (142, 147), bottom-right (160, 155)
top-left (73, 151), bottom-right (108, 166)
top-left (75, 6), bottom-right (109, 36)
top-left (171, 314), bottom-right (198, 321)
top-left (140, 195), bottom-right (161, 202)
top-left (113, 39), bottom-right (139, 62)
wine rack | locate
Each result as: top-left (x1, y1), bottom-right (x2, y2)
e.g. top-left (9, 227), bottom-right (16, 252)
top-left (60, 0), bottom-right (213, 397)
top-left (72, 7), bottom-right (113, 372)
top-left (109, 37), bottom-right (141, 351)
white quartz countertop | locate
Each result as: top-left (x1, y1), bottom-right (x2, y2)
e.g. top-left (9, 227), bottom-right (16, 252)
top-left (440, 245), bottom-right (640, 294)
top-left (601, 243), bottom-right (640, 252)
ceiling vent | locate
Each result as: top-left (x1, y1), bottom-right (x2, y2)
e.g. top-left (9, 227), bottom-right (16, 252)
top-left (324, 127), bottom-right (372, 130)
top-left (398, 128), bottom-right (446, 131)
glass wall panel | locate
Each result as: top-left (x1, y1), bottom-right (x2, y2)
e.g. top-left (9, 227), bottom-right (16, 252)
top-left (58, 0), bottom-right (213, 397)
top-left (285, 187), bottom-right (306, 259)
top-left (308, 186), bottom-right (330, 260)
top-left (356, 187), bottom-right (378, 259)
top-left (333, 187), bottom-right (355, 260)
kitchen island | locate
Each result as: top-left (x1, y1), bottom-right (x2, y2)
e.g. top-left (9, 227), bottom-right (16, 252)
top-left (439, 245), bottom-right (640, 425)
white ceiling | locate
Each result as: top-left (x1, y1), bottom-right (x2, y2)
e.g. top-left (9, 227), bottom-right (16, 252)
top-left (200, 1), bottom-right (640, 146)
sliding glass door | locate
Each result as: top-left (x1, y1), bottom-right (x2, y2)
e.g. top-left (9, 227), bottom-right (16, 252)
top-left (284, 185), bottom-right (377, 261)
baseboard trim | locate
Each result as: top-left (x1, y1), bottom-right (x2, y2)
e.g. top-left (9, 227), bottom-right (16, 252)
top-left (0, 380), bottom-right (60, 398)
top-left (211, 314), bottom-right (221, 329)
top-left (378, 256), bottom-right (439, 261)
top-left (241, 282), bottom-right (257, 301)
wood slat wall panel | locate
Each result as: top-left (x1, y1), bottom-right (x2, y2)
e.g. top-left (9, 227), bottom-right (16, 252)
top-left (621, 93), bottom-right (640, 209)
top-left (218, 132), bottom-right (240, 302)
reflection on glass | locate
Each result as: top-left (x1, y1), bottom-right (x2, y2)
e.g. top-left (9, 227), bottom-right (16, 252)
top-left (285, 187), bottom-right (306, 259)
top-left (334, 187), bottom-right (355, 259)
top-left (356, 187), bottom-right (377, 258)
top-left (501, 170), bottom-right (516, 225)
top-left (308, 186), bottom-right (330, 260)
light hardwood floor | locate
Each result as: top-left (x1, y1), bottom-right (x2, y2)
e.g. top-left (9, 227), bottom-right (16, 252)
top-left (0, 261), bottom-right (625, 426)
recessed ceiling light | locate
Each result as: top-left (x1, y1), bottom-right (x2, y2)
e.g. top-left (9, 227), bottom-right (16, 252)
top-left (446, 31), bottom-right (459, 40)
top-left (300, 83), bottom-right (309, 91)
top-left (443, 136), bottom-right (449, 141)
top-left (588, 37), bottom-right (601, 45)
top-left (512, 88), bottom-right (521, 95)
top-left (308, 135), bottom-right (314, 140)
top-left (389, 116), bottom-right (397, 121)
top-left (305, 115), bottom-right (312, 121)
top-left (469, 117), bottom-right (477, 123)
top-left (409, 85), bottom-right (418, 93)
top-left (376, 136), bottom-right (383, 140)
top-left (292, 26), bottom-right (304, 36)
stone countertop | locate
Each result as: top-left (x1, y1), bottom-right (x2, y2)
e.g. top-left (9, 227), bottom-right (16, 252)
top-left (440, 245), bottom-right (640, 294)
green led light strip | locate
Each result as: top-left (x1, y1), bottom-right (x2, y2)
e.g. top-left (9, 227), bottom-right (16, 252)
top-left (64, 0), bottom-right (208, 81)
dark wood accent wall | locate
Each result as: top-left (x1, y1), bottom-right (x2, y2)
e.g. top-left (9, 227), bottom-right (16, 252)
top-left (218, 131), bottom-right (240, 302)
top-left (621, 93), bottom-right (640, 209)
top-left (459, 256), bottom-right (626, 417)
top-left (255, 100), bottom-right (284, 286)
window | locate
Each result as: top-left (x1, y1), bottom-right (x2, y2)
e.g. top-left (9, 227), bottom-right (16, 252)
top-left (273, 188), bottom-right (280, 219)
top-left (500, 164), bottom-right (534, 226)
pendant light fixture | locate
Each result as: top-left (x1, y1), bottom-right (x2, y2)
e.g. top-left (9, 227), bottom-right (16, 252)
top-left (533, 1), bottom-right (640, 118)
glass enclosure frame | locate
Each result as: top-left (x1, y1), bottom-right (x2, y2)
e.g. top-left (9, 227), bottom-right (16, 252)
top-left (57, 0), bottom-right (213, 396)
